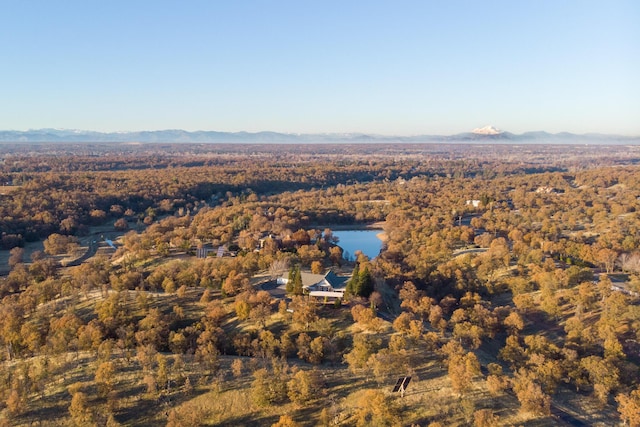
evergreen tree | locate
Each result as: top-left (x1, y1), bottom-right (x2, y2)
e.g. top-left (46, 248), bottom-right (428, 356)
top-left (346, 263), bottom-right (360, 297)
top-left (346, 263), bottom-right (374, 298)
top-left (286, 266), bottom-right (303, 295)
top-left (286, 267), bottom-right (296, 294)
top-left (358, 266), bottom-right (374, 298)
top-left (293, 267), bottom-right (303, 295)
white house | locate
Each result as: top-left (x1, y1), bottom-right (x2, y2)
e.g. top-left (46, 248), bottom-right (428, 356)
top-left (303, 271), bottom-right (350, 299)
top-left (280, 270), bottom-right (350, 299)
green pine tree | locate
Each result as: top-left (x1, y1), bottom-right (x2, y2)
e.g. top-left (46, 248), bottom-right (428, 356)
top-left (346, 263), bottom-right (360, 297)
top-left (293, 267), bottom-right (303, 295)
top-left (286, 267), bottom-right (295, 294)
top-left (358, 266), bottom-right (374, 298)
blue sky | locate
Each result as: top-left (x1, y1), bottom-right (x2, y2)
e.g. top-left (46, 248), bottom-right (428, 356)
top-left (1, 1), bottom-right (638, 135)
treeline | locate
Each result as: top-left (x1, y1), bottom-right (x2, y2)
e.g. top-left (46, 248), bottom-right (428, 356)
top-left (0, 160), bottom-right (392, 248)
top-left (2, 142), bottom-right (638, 249)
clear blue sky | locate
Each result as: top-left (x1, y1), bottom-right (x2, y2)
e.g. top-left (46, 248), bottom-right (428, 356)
top-left (1, 1), bottom-right (638, 135)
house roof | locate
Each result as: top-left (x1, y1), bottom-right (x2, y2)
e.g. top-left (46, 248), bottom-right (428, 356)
top-left (300, 272), bottom-right (326, 288)
top-left (301, 270), bottom-right (349, 291)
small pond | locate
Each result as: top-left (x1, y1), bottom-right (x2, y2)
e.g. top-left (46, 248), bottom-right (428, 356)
top-left (333, 229), bottom-right (384, 261)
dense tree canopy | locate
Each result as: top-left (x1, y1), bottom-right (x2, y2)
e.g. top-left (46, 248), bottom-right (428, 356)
top-left (1, 142), bottom-right (640, 425)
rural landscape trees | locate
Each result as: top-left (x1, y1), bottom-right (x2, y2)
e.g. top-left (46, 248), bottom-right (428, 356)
top-left (0, 142), bottom-right (639, 426)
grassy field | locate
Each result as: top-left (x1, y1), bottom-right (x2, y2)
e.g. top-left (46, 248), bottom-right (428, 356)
top-left (2, 281), bottom-right (611, 427)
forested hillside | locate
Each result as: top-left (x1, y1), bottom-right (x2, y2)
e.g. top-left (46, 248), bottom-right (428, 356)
top-left (0, 143), bottom-right (639, 426)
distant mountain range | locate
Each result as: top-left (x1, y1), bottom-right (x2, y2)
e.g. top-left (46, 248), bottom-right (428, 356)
top-left (0, 128), bottom-right (638, 144)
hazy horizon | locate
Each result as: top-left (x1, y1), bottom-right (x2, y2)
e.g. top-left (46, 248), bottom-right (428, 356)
top-left (2, 126), bottom-right (639, 138)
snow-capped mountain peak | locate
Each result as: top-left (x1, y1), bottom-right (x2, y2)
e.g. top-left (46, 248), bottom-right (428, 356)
top-left (472, 125), bottom-right (503, 135)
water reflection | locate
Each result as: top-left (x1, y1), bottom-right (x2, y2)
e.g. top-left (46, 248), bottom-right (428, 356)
top-left (333, 229), bottom-right (383, 261)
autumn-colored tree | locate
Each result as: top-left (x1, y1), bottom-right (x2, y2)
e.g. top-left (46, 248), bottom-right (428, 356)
top-left (399, 281), bottom-right (421, 308)
top-left (135, 308), bottom-right (169, 351)
top-left (353, 389), bottom-right (400, 427)
top-left (290, 296), bottom-right (318, 330)
top-left (486, 369), bottom-right (508, 397)
top-left (526, 353), bottom-right (563, 394)
top-left (573, 281), bottom-right (598, 313)
top-left (513, 293), bottom-right (535, 312)
top-left (95, 361), bottom-right (116, 398)
top-left (19, 321), bottom-right (44, 355)
top-left (311, 260), bottom-right (324, 274)
top-left (195, 327), bottom-right (222, 373)
top-left (367, 336), bottom-right (412, 383)
top-left (1, 302), bottom-right (25, 359)
top-left (68, 389), bottom-right (95, 427)
top-left (580, 355), bottom-right (620, 406)
top-left (271, 415), bottom-right (301, 427)
top-left (48, 312), bottom-right (83, 354)
top-left (44, 233), bottom-right (75, 255)
top-left (616, 387), bottom-right (640, 427)
top-left (29, 257), bottom-right (59, 282)
top-left (114, 217), bottom-right (129, 231)
top-left (295, 332), bottom-right (312, 362)
top-left (279, 332), bottom-right (296, 357)
top-left (234, 297), bottom-right (251, 321)
top-left (5, 380), bottom-right (26, 416)
top-left (447, 351), bottom-right (481, 395)
top-left (452, 322), bottom-right (484, 350)
top-left (428, 304), bottom-right (447, 332)
top-left (287, 368), bottom-right (323, 405)
top-left (142, 372), bottom-right (157, 397)
top-left (344, 334), bottom-right (382, 374)
top-left (249, 290), bottom-right (273, 328)
top-left (251, 363), bottom-right (289, 406)
top-left (596, 247), bottom-right (618, 274)
top-left (199, 288), bottom-right (212, 305)
top-left (329, 245), bottom-right (343, 266)
top-left (540, 285), bottom-right (561, 319)
top-left (95, 291), bottom-right (129, 335)
top-left (298, 245), bottom-right (325, 267)
top-left (221, 270), bottom-right (249, 296)
top-left (512, 369), bottom-right (551, 416)
top-left (166, 331), bottom-right (186, 354)
top-left (181, 376), bottom-right (193, 397)
top-left (499, 334), bottom-right (526, 368)
top-left (254, 329), bottom-right (278, 359)
top-left (603, 336), bottom-right (626, 361)
top-left (392, 312), bottom-right (413, 335)
top-left (474, 409), bottom-right (500, 427)
top-left (351, 304), bottom-right (383, 331)
top-left (8, 247), bottom-right (24, 269)
top-left (523, 334), bottom-right (561, 360)
top-left (231, 358), bottom-right (243, 378)
top-left (503, 311), bottom-right (524, 335)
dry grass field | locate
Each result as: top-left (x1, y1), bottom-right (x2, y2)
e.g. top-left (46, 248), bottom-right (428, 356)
top-left (2, 278), bottom-right (620, 427)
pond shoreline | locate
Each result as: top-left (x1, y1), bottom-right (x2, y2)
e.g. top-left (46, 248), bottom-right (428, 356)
top-left (310, 221), bottom-right (386, 231)
top-left (311, 221), bottom-right (388, 244)
top-left (331, 226), bottom-right (387, 260)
